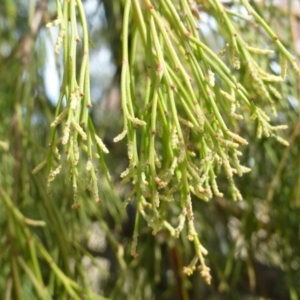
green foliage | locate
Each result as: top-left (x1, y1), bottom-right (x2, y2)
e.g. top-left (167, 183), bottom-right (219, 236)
top-left (0, 0), bottom-right (300, 299)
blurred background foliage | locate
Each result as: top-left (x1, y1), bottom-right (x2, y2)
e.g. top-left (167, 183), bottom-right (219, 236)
top-left (0, 0), bottom-right (300, 299)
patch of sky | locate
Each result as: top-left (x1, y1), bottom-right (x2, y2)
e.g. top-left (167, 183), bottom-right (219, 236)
top-left (43, 0), bottom-right (115, 105)
top-left (84, 0), bottom-right (105, 30)
top-left (90, 47), bottom-right (116, 103)
top-left (199, 12), bottom-right (218, 35)
top-left (287, 95), bottom-right (299, 111)
top-left (270, 61), bottom-right (281, 75)
top-left (44, 27), bottom-right (60, 105)
top-left (198, 12), bottom-right (225, 50)
top-left (0, 43), bottom-right (12, 57)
